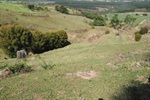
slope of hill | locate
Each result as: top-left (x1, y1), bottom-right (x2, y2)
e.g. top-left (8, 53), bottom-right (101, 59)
top-left (0, 40), bottom-right (150, 99)
top-left (0, 3), bottom-right (91, 32)
top-left (0, 3), bottom-right (150, 100)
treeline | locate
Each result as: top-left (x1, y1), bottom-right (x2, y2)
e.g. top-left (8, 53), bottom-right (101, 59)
top-left (56, 1), bottom-right (150, 12)
top-left (56, 1), bottom-right (121, 10)
top-left (0, 25), bottom-right (69, 57)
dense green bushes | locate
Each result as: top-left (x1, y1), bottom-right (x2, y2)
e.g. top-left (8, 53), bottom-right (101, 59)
top-left (27, 4), bottom-right (46, 11)
top-left (82, 12), bottom-right (106, 26)
top-left (0, 25), bottom-right (33, 57)
top-left (32, 30), bottom-right (69, 53)
top-left (92, 16), bottom-right (106, 26)
top-left (0, 25), bottom-right (69, 57)
top-left (55, 5), bottom-right (69, 14)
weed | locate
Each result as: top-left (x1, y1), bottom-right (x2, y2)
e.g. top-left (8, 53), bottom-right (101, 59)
top-left (41, 62), bottom-right (55, 70)
top-left (8, 63), bottom-right (31, 74)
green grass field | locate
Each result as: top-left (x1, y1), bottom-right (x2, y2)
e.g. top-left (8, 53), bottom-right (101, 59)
top-left (107, 12), bottom-right (150, 25)
top-left (0, 3), bottom-right (91, 32)
top-left (0, 3), bottom-right (150, 100)
top-left (0, 40), bottom-right (150, 100)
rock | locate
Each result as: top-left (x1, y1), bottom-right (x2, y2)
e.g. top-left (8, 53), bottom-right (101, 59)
top-left (17, 49), bottom-right (27, 59)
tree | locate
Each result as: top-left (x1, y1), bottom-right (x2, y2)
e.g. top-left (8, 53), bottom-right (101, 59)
top-left (110, 14), bottom-right (122, 30)
top-left (124, 14), bottom-right (136, 26)
top-left (110, 14), bottom-right (136, 42)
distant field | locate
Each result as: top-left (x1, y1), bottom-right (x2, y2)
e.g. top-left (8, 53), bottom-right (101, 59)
top-left (107, 12), bottom-right (150, 25)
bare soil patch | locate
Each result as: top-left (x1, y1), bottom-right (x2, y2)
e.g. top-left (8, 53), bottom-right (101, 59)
top-left (67, 70), bottom-right (98, 80)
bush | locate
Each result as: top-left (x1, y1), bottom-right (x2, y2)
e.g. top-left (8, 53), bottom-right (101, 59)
top-left (36, 6), bottom-right (44, 11)
top-left (105, 30), bottom-right (110, 34)
top-left (27, 5), bottom-right (35, 10)
top-left (91, 26), bottom-right (95, 29)
top-left (135, 32), bottom-right (142, 41)
top-left (135, 13), bottom-right (139, 16)
top-left (31, 31), bottom-right (49, 53)
top-left (8, 63), bottom-right (31, 74)
top-left (139, 27), bottom-right (149, 35)
top-left (143, 13), bottom-right (148, 16)
top-left (46, 30), bottom-right (69, 49)
top-left (32, 30), bottom-right (69, 54)
top-left (0, 25), bottom-right (33, 57)
top-left (92, 16), bottom-right (106, 26)
top-left (55, 5), bottom-right (69, 14)
top-left (0, 25), bottom-right (70, 57)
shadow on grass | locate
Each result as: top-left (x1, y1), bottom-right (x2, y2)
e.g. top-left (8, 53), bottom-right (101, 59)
top-left (112, 80), bottom-right (150, 100)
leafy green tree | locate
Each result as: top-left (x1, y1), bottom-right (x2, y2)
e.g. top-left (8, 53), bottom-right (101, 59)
top-left (124, 14), bottom-right (136, 25)
top-left (110, 14), bottom-right (136, 42)
top-left (110, 14), bottom-right (122, 29)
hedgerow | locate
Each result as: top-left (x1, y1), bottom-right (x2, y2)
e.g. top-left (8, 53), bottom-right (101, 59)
top-left (0, 25), bottom-right (69, 57)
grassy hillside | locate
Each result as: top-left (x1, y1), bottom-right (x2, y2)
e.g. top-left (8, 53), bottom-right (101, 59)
top-left (0, 39), bottom-right (150, 100)
top-left (0, 3), bottom-right (150, 100)
top-left (0, 3), bottom-right (91, 32)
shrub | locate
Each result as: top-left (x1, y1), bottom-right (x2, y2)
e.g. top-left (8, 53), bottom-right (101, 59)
top-left (0, 25), bottom-right (33, 57)
top-left (8, 63), bottom-right (31, 74)
top-left (32, 30), bottom-right (69, 54)
top-left (105, 30), bottom-right (110, 34)
top-left (27, 5), bottom-right (35, 10)
top-left (46, 30), bottom-right (69, 49)
top-left (135, 32), bottom-right (142, 41)
top-left (0, 25), bottom-right (70, 57)
top-left (31, 31), bottom-right (49, 53)
top-left (36, 6), bottom-right (44, 11)
top-left (55, 5), bottom-right (69, 14)
top-left (143, 13), bottom-right (148, 16)
top-left (92, 16), bottom-right (106, 26)
top-left (91, 26), bottom-right (95, 29)
top-left (139, 27), bottom-right (149, 35)
top-left (135, 13), bottom-right (139, 16)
